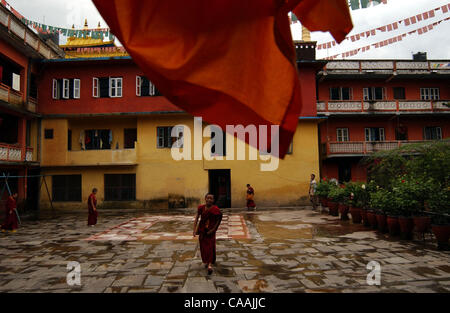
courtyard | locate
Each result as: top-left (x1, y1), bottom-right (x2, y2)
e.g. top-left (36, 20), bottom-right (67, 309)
top-left (0, 208), bottom-right (449, 293)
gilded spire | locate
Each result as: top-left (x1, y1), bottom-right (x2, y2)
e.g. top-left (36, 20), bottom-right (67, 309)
top-left (84, 18), bottom-right (88, 29)
top-left (302, 25), bottom-right (311, 42)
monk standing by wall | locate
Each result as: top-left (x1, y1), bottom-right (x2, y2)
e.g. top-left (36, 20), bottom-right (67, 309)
top-left (193, 193), bottom-right (222, 275)
top-left (246, 184), bottom-right (256, 210)
top-left (1, 192), bottom-right (18, 233)
top-left (88, 188), bottom-right (98, 226)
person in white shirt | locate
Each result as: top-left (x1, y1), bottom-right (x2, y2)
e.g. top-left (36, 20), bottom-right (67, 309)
top-left (309, 174), bottom-right (318, 210)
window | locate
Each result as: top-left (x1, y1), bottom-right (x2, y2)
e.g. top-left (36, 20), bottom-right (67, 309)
top-left (12, 73), bottom-right (20, 91)
top-left (73, 79), bottom-right (80, 99)
top-left (420, 88), bottom-right (439, 100)
top-left (330, 87), bottom-right (352, 100)
top-left (336, 128), bottom-right (349, 142)
top-left (424, 127), bottom-right (442, 140)
top-left (84, 130), bottom-right (112, 150)
top-left (52, 175), bottom-right (81, 202)
top-left (157, 126), bottom-right (183, 148)
top-left (124, 128), bottom-right (137, 149)
top-left (93, 77), bottom-right (123, 98)
top-left (136, 75), bottom-right (161, 97)
top-left (365, 127), bottom-right (385, 142)
top-left (104, 174), bottom-right (136, 201)
top-left (52, 78), bottom-right (80, 100)
top-left (393, 87), bottom-right (405, 100)
top-left (44, 129), bottom-right (53, 139)
top-left (363, 87), bottom-right (385, 101)
top-left (109, 77), bottom-right (122, 97)
top-left (92, 78), bottom-right (99, 97)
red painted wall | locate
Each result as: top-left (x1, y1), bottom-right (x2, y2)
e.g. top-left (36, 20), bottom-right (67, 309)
top-left (37, 59), bottom-right (182, 115)
top-left (298, 66), bottom-right (317, 116)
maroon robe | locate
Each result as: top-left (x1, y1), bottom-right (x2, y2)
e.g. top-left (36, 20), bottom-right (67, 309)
top-left (197, 204), bottom-right (222, 264)
top-left (246, 187), bottom-right (256, 208)
top-left (1, 196), bottom-right (18, 231)
top-left (87, 193), bottom-right (98, 226)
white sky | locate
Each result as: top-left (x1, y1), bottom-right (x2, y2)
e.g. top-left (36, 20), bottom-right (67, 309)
top-left (6, 0), bottom-right (450, 60)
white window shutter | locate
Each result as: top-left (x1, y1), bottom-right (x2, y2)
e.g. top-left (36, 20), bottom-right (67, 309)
top-left (92, 78), bottom-right (99, 98)
top-left (136, 76), bottom-right (141, 96)
top-left (73, 79), bottom-right (80, 99)
top-left (62, 78), bottom-right (69, 99)
top-left (52, 79), bottom-right (58, 99)
top-left (109, 77), bottom-right (113, 97)
top-left (363, 88), bottom-right (369, 101)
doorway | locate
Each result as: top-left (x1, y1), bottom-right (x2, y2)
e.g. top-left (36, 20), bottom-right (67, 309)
top-left (208, 169), bottom-right (231, 208)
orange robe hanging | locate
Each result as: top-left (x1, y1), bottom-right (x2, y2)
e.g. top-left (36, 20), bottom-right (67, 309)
top-left (92, 0), bottom-right (352, 158)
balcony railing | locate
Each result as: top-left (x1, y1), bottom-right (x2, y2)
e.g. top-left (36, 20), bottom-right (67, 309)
top-left (325, 140), bottom-right (429, 156)
top-left (0, 143), bottom-right (33, 162)
top-left (0, 83), bottom-right (24, 106)
top-left (66, 148), bottom-right (137, 166)
top-left (317, 100), bottom-right (450, 114)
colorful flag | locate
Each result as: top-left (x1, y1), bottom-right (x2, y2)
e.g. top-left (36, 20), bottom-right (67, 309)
top-left (92, 0), bottom-right (352, 158)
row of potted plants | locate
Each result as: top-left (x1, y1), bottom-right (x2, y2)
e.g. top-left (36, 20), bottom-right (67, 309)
top-left (316, 177), bottom-right (450, 250)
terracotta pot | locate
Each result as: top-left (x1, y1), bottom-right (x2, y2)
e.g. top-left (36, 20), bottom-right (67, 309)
top-left (320, 198), bottom-right (328, 208)
top-left (431, 224), bottom-right (450, 251)
top-left (338, 203), bottom-right (349, 220)
top-left (387, 216), bottom-right (400, 236)
top-left (366, 211), bottom-right (378, 229)
top-left (375, 213), bottom-right (387, 233)
top-left (328, 201), bottom-right (339, 216)
top-left (361, 209), bottom-right (370, 227)
top-left (398, 216), bottom-right (414, 240)
top-left (413, 216), bottom-right (431, 233)
top-left (349, 207), bottom-right (362, 224)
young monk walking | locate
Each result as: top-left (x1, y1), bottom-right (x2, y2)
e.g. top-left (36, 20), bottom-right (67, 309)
top-left (1, 192), bottom-right (19, 233)
top-left (87, 188), bottom-right (98, 226)
top-left (193, 193), bottom-right (222, 275)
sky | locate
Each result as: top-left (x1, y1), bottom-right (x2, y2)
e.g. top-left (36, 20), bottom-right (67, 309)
top-left (5, 0), bottom-right (450, 60)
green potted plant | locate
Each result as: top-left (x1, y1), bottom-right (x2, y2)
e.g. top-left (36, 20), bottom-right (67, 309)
top-left (369, 188), bottom-right (394, 233)
top-left (346, 182), bottom-right (366, 224)
top-left (327, 184), bottom-right (341, 217)
top-left (391, 176), bottom-right (420, 240)
top-left (316, 179), bottom-right (331, 209)
top-left (428, 186), bottom-right (450, 251)
top-left (338, 184), bottom-right (351, 220)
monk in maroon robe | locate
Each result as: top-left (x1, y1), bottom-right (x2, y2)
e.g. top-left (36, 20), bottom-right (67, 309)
top-left (87, 188), bottom-right (98, 226)
top-left (193, 193), bottom-right (222, 275)
top-left (1, 192), bottom-right (18, 232)
top-left (246, 184), bottom-right (256, 210)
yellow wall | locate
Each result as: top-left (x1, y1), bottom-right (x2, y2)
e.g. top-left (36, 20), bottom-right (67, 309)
top-left (40, 115), bottom-right (320, 210)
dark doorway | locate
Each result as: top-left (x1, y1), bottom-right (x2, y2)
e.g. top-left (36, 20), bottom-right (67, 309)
top-left (124, 128), bottom-right (137, 149)
top-left (208, 169), bottom-right (231, 208)
top-left (338, 161), bottom-right (352, 183)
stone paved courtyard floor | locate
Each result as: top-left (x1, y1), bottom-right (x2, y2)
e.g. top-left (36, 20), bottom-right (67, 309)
top-left (0, 208), bottom-right (449, 293)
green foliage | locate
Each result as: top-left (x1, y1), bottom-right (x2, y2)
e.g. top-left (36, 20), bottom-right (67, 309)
top-left (369, 188), bottom-right (398, 216)
top-left (328, 185), bottom-right (350, 204)
top-left (315, 179), bottom-right (332, 198)
top-left (427, 183), bottom-right (450, 225)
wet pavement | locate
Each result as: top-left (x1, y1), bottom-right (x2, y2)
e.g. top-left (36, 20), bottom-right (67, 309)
top-left (0, 208), bottom-right (449, 293)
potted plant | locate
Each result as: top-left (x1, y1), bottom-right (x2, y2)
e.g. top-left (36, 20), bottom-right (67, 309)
top-left (411, 178), bottom-right (434, 234)
top-left (392, 176), bottom-right (420, 240)
top-left (327, 184), bottom-right (340, 217)
top-left (316, 180), bottom-right (331, 209)
top-left (428, 186), bottom-right (450, 251)
top-left (337, 184), bottom-right (351, 221)
top-left (346, 182), bottom-right (367, 224)
top-left (369, 189), bottom-right (394, 233)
